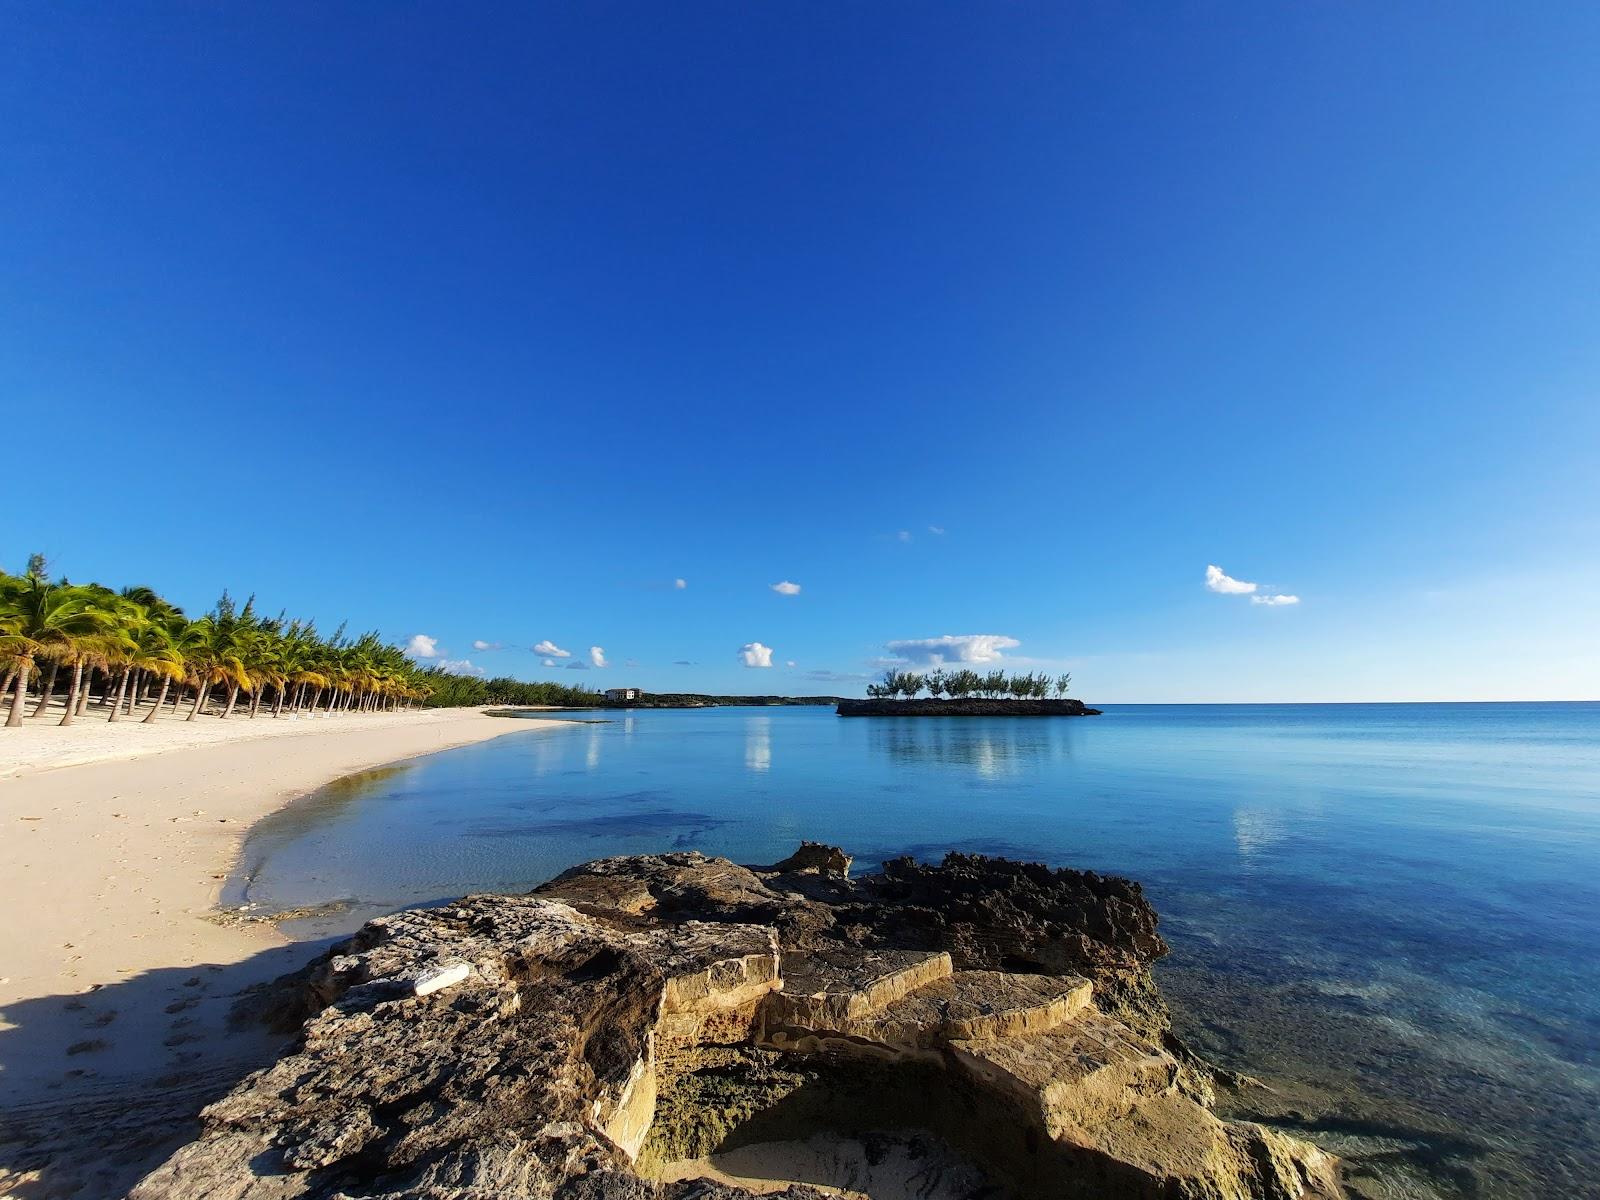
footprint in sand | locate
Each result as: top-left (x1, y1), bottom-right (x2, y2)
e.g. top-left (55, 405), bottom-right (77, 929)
top-left (66, 1038), bottom-right (108, 1055)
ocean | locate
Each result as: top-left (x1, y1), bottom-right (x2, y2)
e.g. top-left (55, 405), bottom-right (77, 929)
top-left (231, 702), bottom-right (1600, 1198)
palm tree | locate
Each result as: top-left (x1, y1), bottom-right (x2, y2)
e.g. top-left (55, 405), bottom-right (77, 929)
top-left (5, 554), bottom-right (608, 724)
top-left (0, 568), bottom-right (117, 728)
top-left (114, 586), bottom-right (184, 717)
top-left (109, 608), bottom-right (187, 724)
top-left (178, 601), bottom-right (252, 721)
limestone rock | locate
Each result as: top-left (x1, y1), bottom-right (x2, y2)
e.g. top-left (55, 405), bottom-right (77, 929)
top-left (132, 846), bottom-right (1341, 1200)
top-left (768, 841), bottom-right (854, 876)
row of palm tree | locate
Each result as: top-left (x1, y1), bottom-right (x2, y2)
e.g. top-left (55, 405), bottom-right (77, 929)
top-left (0, 556), bottom-right (600, 729)
top-left (412, 669), bottom-right (602, 709)
top-left (867, 668), bottom-right (1072, 701)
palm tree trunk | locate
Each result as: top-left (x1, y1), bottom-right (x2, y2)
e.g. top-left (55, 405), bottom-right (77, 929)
top-left (59, 661), bottom-right (86, 726)
top-left (108, 670), bottom-right (130, 722)
top-left (31, 661), bottom-right (59, 718)
top-left (75, 672), bottom-right (92, 715)
top-left (144, 676), bottom-right (172, 723)
top-left (249, 688), bottom-right (262, 718)
top-left (6, 658), bottom-right (32, 727)
top-left (125, 669), bottom-right (141, 715)
top-left (188, 681), bottom-right (209, 720)
top-left (272, 685), bottom-right (285, 717)
top-left (222, 683), bottom-right (240, 718)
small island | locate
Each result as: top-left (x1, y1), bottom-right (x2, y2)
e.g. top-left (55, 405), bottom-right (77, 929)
top-left (839, 669), bottom-right (1100, 716)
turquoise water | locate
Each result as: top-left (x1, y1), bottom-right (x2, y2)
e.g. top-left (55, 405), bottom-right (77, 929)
top-left (235, 703), bottom-right (1600, 1198)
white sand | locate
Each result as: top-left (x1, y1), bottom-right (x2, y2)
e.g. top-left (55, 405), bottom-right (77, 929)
top-left (0, 707), bottom-right (572, 1198)
top-left (0, 694), bottom-right (566, 778)
top-left (653, 1131), bottom-right (993, 1199)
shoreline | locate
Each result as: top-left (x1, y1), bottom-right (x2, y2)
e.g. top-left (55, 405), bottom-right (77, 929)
top-left (0, 708), bottom-right (573, 1198)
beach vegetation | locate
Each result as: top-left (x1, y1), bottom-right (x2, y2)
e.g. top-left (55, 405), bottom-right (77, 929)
top-left (0, 556), bottom-right (603, 728)
top-left (866, 666), bottom-right (1070, 702)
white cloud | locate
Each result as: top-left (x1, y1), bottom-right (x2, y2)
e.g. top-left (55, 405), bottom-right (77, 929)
top-left (406, 634), bottom-right (439, 659)
top-left (533, 640), bottom-right (570, 658)
top-left (897, 530), bottom-right (912, 543)
top-left (542, 658), bottom-right (558, 667)
top-left (928, 525), bottom-right (945, 535)
top-left (471, 639), bottom-right (503, 652)
top-left (436, 658), bottom-right (485, 677)
top-left (805, 668), bottom-right (872, 683)
top-left (770, 580), bottom-right (802, 596)
top-left (1205, 564), bottom-right (1259, 595)
top-left (589, 646), bottom-right (607, 668)
top-left (786, 660), bottom-right (797, 668)
top-left (883, 634), bottom-right (1021, 666)
top-left (1251, 593), bottom-right (1301, 606)
top-left (674, 578), bottom-right (687, 589)
top-left (739, 642), bottom-right (774, 668)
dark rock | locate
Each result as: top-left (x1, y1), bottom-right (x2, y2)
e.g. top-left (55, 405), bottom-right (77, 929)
top-left (767, 842), bottom-right (853, 877)
top-left (835, 699), bottom-right (1103, 717)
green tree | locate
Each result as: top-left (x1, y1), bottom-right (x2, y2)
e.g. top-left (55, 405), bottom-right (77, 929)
top-left (0, 566), bottom-right (118, 727)
top-left (178, 595), bottom-right (253, 721)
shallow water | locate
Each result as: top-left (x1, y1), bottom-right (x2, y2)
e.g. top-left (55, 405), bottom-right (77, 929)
top-left (233, 703), bottom-right (1600, 1198)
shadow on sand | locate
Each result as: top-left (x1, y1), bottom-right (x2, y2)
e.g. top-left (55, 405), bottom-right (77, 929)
top-left (0, 938), bottom-right (331, 1199)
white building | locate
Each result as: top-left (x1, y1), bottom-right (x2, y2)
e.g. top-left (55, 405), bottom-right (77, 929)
top-left (604, 688), bottom-right (641, 703)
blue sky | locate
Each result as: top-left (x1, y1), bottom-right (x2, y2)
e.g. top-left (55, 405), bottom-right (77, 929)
top-left (5, 4), bottom-right (1597, 700)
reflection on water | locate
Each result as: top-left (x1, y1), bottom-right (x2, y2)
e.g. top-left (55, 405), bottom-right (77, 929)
top-left (745, 716), bottom-right (772, 772)
top-left (866, 718), bottom-right (1073, 778)
top-left (233, 704), bottom-right (1600, 1199)
top-left (1231, 807), bottom-right (1290, 866)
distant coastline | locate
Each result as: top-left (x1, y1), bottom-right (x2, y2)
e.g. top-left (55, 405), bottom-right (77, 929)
top-left (593, 693), bottom-right (842, 709)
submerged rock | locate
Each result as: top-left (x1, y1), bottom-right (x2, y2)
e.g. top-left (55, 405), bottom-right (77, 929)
top-left (133, 847), bottom-right (1341, 1200)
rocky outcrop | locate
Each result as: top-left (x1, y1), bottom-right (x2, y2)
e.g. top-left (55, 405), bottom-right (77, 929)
top-left (133, 847), bottom-right (1339, 1200)
top-left (836, 698), bottom-right (1103, 716)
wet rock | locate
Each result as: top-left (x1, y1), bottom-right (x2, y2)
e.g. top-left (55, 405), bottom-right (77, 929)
top-left (133, 845), bottom-right (1341, 1200)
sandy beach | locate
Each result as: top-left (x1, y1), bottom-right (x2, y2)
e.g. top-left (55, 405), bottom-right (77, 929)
top-left (0, 707), bottom-right (571, 1198)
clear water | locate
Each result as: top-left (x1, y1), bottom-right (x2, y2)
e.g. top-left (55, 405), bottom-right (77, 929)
top-left (233, 703), bottom-right (1600, 1198)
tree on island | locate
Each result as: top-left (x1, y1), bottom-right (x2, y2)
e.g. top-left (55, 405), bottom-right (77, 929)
top-left (863, 665), bottom-right (1076, 703)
